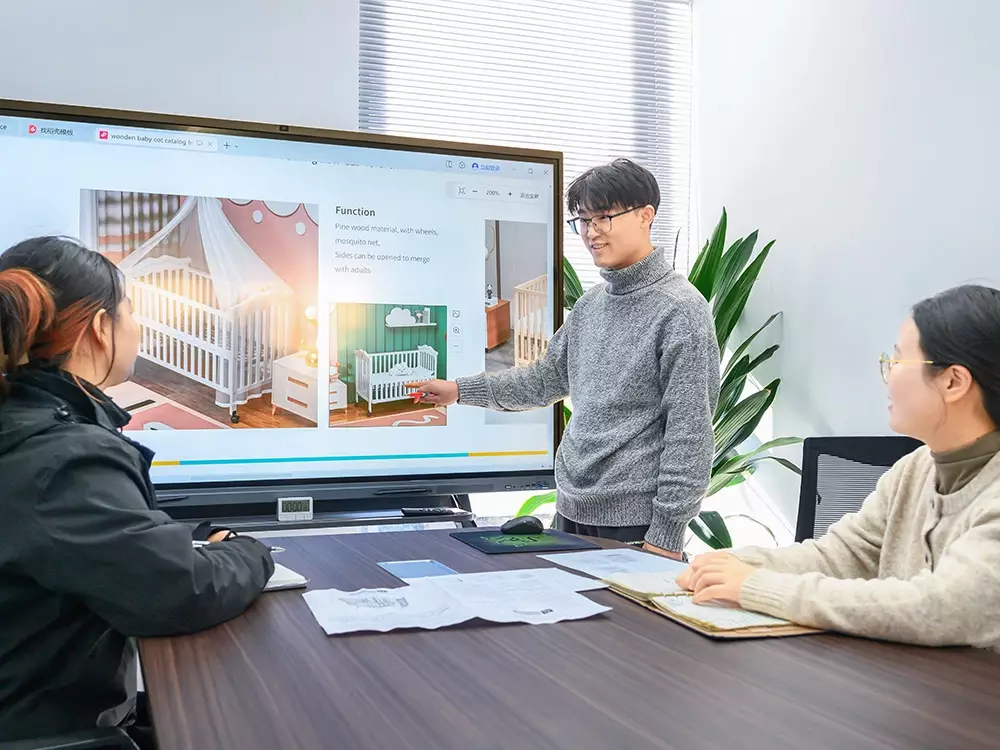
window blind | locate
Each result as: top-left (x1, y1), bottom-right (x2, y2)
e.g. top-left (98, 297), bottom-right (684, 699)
top-left (358, 0), bottom-right (694, 287)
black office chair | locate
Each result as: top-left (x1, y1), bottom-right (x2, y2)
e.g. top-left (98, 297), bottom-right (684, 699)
top-left (794, 436), bottom-right (922, 542)
top-left (5, 728), bottom-right (140, 750)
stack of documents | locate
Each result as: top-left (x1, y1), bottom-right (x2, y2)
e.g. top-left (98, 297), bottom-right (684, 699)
top-left (302, 569), bottom-right (610, 636)
top-left (649, 595), bottom-right (793, 631)
top-left (539, 548), bottom-right (818, 638)
top-left (603, 571), bottom-right (791, 629)
top-left (599, 570), bottom-right (818, 638)
top-left (602, 571), bottom-right (686, 601)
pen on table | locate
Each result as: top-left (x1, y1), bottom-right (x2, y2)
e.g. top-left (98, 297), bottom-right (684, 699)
top-left (192, 540), bottom-right (284, 553)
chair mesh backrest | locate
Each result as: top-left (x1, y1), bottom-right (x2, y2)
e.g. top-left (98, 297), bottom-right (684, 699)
top-left (813, 454), bottom-right (889, 538)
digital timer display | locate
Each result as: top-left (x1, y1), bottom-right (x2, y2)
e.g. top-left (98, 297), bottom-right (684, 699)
top-left (277, 497), bottom-right (314, 522)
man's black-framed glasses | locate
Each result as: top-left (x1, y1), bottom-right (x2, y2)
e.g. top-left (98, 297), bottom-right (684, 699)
top-left (566, 207), bottom-right (637, 236)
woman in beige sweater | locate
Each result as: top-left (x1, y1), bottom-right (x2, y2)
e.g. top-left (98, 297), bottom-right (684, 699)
top-left (677, 284), bottom-right (1000, 648)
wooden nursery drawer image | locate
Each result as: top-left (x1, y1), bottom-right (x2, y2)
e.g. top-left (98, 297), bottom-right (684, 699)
top-left (329, 379), bottom-right (347, 410)
top-left (271, 352), bottom-right (319, 422)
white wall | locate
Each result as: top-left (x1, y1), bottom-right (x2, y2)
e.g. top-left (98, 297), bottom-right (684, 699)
top-left (694, 0), bottom-right (1000, 523)
top-left (0, 0), bottom-right (358, 129)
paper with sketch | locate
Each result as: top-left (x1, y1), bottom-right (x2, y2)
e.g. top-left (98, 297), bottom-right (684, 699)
top-left (303, 587), bottom-right (470, 635)
top-left (303, 573), bottom-right (610, 635)
top-left (419, 572), bottom-right (610, 625)
top-left (604, 571), bottom-right (685, 599)
top-left (652, 595), bottom-right (790, 630)
top-left (539, 549), bottom-right (688, 579)
top-left (416, 568), bottom-right (606, 593)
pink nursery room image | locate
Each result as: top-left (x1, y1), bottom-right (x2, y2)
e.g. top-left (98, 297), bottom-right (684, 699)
top-left (79, 190), bottom-right (320, 431)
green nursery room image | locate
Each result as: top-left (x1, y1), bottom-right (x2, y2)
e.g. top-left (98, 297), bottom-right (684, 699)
top-left (329, 302), bottom-right (449, 428)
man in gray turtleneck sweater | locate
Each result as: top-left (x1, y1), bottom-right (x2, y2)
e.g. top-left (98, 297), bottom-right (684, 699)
top-left (411, 159), bottom-right (720, 558)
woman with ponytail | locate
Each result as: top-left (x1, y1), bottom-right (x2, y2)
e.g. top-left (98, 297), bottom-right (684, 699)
top-left (0, 237), bottom-right (274, 746)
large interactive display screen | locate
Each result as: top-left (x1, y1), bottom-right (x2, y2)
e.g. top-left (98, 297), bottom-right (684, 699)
top-left (0, 100), bottom-right (562, 492)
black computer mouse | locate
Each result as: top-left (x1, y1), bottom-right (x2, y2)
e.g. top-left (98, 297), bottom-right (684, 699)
top-left (500, 515), bottom-right (544, 535)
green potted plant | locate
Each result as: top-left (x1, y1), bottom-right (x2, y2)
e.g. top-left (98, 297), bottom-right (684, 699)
top-left (516, 210), bottom-right (800, 549)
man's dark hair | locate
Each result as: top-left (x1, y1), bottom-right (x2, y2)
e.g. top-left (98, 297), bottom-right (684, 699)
top-left (566, 158), bottom-right (660, 217)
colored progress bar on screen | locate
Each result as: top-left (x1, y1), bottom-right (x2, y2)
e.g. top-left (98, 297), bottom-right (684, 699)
top-left (151, 450), bottom-right (547, 468)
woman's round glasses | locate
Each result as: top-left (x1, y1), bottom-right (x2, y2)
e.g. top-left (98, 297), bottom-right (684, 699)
top-left (879, 353), bottom-right (938, 384)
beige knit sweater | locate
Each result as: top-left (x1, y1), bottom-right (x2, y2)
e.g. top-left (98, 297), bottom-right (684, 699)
top-left (734, 446), bottom-right (1000, 649)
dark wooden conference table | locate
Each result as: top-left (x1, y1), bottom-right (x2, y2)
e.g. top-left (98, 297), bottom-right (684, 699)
top-left (139, 530), bottom-right (1000, 750)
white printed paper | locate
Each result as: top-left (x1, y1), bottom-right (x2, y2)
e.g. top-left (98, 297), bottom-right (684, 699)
top-left (303, 573), bottom-right (610, 635)
top-left (653, 595), bottom-right (790, 630)
top-left (420, 572), bottom-right (610, 625)
top-left (412, 568), bottom-right (606, 593)
top-left (539, 549), bottom-right (688, 579)
top-left (303, 586), bottom-right (470, 635)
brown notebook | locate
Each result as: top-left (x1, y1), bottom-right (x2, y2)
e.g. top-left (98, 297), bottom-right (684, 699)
top-left (603, 573), bottom-right (822, 640)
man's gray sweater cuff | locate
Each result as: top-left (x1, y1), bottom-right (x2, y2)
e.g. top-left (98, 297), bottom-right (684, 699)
top-left (645, 516), bottom-right (689, 553)
top-left (456, 373), bottom-right (490, 408)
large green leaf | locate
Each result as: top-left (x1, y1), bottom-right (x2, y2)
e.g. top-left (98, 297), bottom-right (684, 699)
top-left (706, 468), bottom-right (746, 497)
top-left (724, 380), bottom-right (780, 460)
top-left (710, 455), bottom-right (801, 496)
top-left (688, 510), bottom-right (733, 549)
top-left (715, 354), bottom-right (751, 422)
top-left (713, 387), bottom-right (771, 459)
top-left (714, 240), bottom-right (775, 353)
top-left (724, 312), bottom-right (781, 379)
top-left (688, 517), bottom-right (720, 548)
top-left (688, 238), bottom-right (710, 286)
top-left (713, 379), bottom-right (780, 461)
top-left (715, 344), bottom-right (779, 422)
top-left (563, 256), bottom-right (584, 311)
top-left (516, 491), bottom-right (557, 518)
top-left (689, 209), bottom-right (727, 301)
top-left (740, 343), bottom-right (779, 380)
top-left (723, 469), bottom-right (753, 489)
top-left (713, 230), bottom-right (758, 316)
top-left (715, 437), bottom-right (803, 476)
top-left (760, 455), bottom-right (803, 475)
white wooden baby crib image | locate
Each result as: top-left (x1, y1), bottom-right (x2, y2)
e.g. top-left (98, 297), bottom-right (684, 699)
top-left (513, 273), bottom-right (549, 367)
top-left (115, 196), bottom-right (295, 423)
top-left (354, 345), bottom-right (439, 414)
top-left (350, 304), bottom-right (439, 415)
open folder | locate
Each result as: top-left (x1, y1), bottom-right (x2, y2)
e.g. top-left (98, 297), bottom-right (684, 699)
top-left (602, 572), bottom-right (821, 640)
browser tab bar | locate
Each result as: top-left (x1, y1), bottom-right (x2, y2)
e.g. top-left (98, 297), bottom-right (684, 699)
top-left (19, 119), bottom-right (83, 142)
top-left (94, 127), bottom-right (218, 152)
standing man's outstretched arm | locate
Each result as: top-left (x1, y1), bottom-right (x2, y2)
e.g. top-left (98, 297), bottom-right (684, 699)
top-left (407, 315), bottom-right (571, 411)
